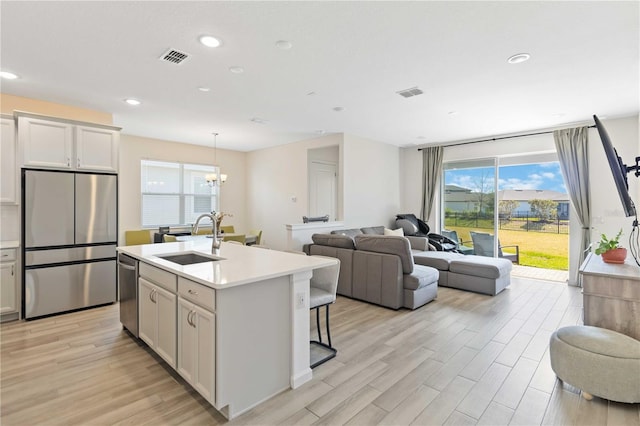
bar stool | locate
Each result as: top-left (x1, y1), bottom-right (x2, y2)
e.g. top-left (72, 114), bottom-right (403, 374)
top-left (309, 255), bottom-right (340, 368)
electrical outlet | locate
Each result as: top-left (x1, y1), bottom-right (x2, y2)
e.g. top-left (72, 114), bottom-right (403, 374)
top-left (296, 292), bottom-right (305, 309)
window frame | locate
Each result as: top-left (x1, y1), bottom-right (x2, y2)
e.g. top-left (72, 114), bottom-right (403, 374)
top-left (140, 159), bottom-right (220, 228)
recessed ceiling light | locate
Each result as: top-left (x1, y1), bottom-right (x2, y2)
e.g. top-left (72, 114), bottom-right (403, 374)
top-left (199, 35), bottom-right (221, 48)
top-left (250, 117), bottom-right (268, 124)
top-left (552, 113), bottom-right (565, 118)
top-left (316, 130), bottom-right (326, 135)
top-left (275, 40), bottom-right (292, 50)
top-left (198, 86), bottom-right (211, 92)
top-left (306, 91), bottom-right (316, 96)
top-left (0, 71), bottom-right (18, 80)
top-left (229, 66), bottom-right (244, 74)
top-left (417, 136), bottom-right (426, 139)
top-left (507, 53), bottom-right (531, 64)
top-left (448, 111), bottom-right (458, 116)
top-left (124, 98), bottom-right (141, 106)
top-left (333, 106), bottom-right (345, 112)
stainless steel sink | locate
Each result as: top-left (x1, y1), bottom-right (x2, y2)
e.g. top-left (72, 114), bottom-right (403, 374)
top-left (157, 252), bottom-right (221, 265)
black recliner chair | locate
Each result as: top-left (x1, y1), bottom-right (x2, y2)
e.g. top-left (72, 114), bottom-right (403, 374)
top-left (395, 214), bottom-right (459, 252)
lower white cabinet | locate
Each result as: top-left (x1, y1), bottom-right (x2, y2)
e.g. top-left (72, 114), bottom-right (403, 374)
top-left (0, 249), bottom-right (18, 315)
top-left (139, 277), bottom-right (177, 368)
top-left (178, 297), bottom-right (215, 404)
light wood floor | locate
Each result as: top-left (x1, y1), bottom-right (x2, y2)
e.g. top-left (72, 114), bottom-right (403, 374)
top-left (2, 276), bottom-right (639, 425)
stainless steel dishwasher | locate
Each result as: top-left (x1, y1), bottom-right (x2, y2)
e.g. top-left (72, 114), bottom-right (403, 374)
top-left (118, 253), bottom-right (139, 337)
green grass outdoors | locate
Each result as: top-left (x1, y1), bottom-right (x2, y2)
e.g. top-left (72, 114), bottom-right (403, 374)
top-left (446, 225), bottom-right (569, 271)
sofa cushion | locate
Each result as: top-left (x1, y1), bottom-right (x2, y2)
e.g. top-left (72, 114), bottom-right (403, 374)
top-left (413, 251), bottom-right (466, 271)
top-left (360, 226), bottom-right (385, 235)
top-left (311, 233), bottom-right (355, 249)
top-left (354, 235), bottom-right (413, 274)
top-left (330, 228), bottom-right (363, 238)
top-left (403, 265), bottom-right (439, 290)
top-left (384, 227), bottom-right (404, 236)
top-left (448, 255), bottom-right (512, 279)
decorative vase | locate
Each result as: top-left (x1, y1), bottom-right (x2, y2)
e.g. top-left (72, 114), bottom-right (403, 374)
top-left (601, 247), bottom-right (627, 264)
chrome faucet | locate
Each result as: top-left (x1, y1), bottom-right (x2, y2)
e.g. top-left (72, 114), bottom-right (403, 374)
top-left (193, 212), bottom-right (220, 251)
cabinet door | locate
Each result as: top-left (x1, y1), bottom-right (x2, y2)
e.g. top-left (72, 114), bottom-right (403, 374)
top-left (75, 126), bottom-right (119, 172)
top-left (177, 298), bottom-right (196, 384)
top-left (155, 285), bottom-right (177, 368)
top-left (19, 116), bottom-right (73, 169)
top-left (138, 278), bottom-right (158, 348)
top-left (1, 117), bottom-right (17, 204)
top-left (0, 261), bottom-right (17, 314)
top-left (193, 304), bottom-right (215, 403)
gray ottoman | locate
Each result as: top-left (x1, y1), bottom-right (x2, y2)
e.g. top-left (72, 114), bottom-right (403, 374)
top-left (447, 256), bottom-right (512, 295)
top-left (549, 325), bottom-right (640, 402)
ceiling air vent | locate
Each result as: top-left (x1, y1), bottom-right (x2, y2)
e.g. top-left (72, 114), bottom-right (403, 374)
top-left (159, 48), bottom-right (190, 65)
top-left (396, 87), bottom-right (423, 98)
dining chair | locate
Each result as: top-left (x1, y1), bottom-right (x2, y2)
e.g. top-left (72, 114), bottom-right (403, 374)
top-left (163, 234), bottom-right (177, 242)
top-left (223, 234), bottom-right (246, 244)
top-left (125, 230), bottom-right (152, 246)
top-left (220, 225), bottom-right (235, 234)
top-left (194, 228), bottom-right (212, 235)
top-left (249, 229), bottom-right (263, 245)
top-left (226, 240), bottom-right (243, 245)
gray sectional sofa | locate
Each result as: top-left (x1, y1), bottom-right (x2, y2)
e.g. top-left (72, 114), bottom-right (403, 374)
top-left (308, 228), bottom-right (438, 310)
top-left (307, 226), bottom-right (513, 309)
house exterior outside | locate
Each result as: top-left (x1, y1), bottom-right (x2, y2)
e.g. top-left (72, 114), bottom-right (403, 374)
top-left (444, 185), bottom-right (570, 219)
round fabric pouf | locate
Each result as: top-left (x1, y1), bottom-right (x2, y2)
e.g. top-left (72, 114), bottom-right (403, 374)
top-left (549, 325), bottom-right (640, 403)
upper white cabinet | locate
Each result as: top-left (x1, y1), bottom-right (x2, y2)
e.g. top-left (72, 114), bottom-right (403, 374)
top-left (1, 117), bottom-right (17, 203)
top-left (17, 113), bottom-right (120, 173)
top-left (75, 125), bottom-right (119, 172)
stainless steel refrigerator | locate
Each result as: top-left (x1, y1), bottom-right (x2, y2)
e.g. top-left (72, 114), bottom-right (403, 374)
top-left (22, 169), bottom-right (118, 319)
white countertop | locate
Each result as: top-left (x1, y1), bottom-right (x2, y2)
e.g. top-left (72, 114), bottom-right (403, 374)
top-left (117, 239), bottom-right (337, 290)
top-left (0, 240), bottom-right (19, 249)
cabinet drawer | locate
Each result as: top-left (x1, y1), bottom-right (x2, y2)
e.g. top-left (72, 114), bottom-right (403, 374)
top-left (0, 249), bottom-right (16, 262)
top-left (178, 277), bottom-right (215, 311)
top-left (140, 262), bottom-right (177, 293)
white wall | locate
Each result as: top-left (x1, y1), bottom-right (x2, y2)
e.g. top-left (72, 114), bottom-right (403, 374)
top-left (246, 133), bottom-right (401, 250)
top-left (246, 134), bottom-right (343, 250)
top-left (119, 134), bottom-right (246, 243)
top-left (342, 134), bottom-right (401, 230)
top-left (400, 114), bottom-right (639, 285)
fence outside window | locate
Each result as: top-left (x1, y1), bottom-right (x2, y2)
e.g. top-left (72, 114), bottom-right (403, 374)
top-left (445, 210), bottom-right (569, 234)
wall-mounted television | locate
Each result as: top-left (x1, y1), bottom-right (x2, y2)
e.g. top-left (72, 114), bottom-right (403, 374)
top-left (593, 115), bottom-right (637, 217)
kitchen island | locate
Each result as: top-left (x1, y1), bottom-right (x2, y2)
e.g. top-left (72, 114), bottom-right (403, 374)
top-left (117, 240), bottom-right (337, 419)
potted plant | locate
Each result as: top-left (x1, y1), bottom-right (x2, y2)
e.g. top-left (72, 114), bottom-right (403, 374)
top-left (594, 229), bottom-right (627, 264)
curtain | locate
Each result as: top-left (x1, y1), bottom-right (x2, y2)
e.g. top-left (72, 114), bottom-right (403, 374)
top-left (420, 146), bottom-right (444, 223)
top-left (553, 126), bottom-right (590, 287)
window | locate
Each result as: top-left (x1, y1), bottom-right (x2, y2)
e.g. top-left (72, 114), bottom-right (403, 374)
top-left (141, 160), bottom-right (219, 227)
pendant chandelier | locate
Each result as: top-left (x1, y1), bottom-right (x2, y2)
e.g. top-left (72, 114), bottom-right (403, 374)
top-left (206, 132), bottom-right (227, 186)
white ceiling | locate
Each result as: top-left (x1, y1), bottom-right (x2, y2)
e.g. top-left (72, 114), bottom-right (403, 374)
top-left (1, 1), bottom-right (638, 152)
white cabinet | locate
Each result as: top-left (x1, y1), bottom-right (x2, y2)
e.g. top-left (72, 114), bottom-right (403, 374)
top-left (177, 278), bottom-right (215, 404)
top-left (138, 263), bottom-right (177, 368)
top-left (19, 116), bottom-right (74, 169)
top-left (0, 249), bottom-right (17, 315)
top-left (1, 117), bottom-right (17, 204)
top-left (75, 125), bottom-right (119, 172)
top-left (18, 113), bottom-right (120, 173)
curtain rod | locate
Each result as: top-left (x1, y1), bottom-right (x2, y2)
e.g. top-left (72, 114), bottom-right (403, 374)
top-left (417, 125), bottom-right (596, 150)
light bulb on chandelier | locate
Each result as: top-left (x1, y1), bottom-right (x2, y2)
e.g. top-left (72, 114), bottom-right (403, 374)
top-left (206, 132), bottom-right (227, 186)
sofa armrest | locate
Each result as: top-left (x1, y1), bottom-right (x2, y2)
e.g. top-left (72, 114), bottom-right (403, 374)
top-left (406, 236), bottom-right (429, 251)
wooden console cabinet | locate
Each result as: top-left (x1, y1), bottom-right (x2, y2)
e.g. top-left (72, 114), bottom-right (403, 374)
top-left (579, 252), bottom-right (640, 340)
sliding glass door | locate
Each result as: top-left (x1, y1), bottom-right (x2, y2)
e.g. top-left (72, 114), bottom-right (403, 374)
top-left (442, 159), bottom-right (497, 256)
